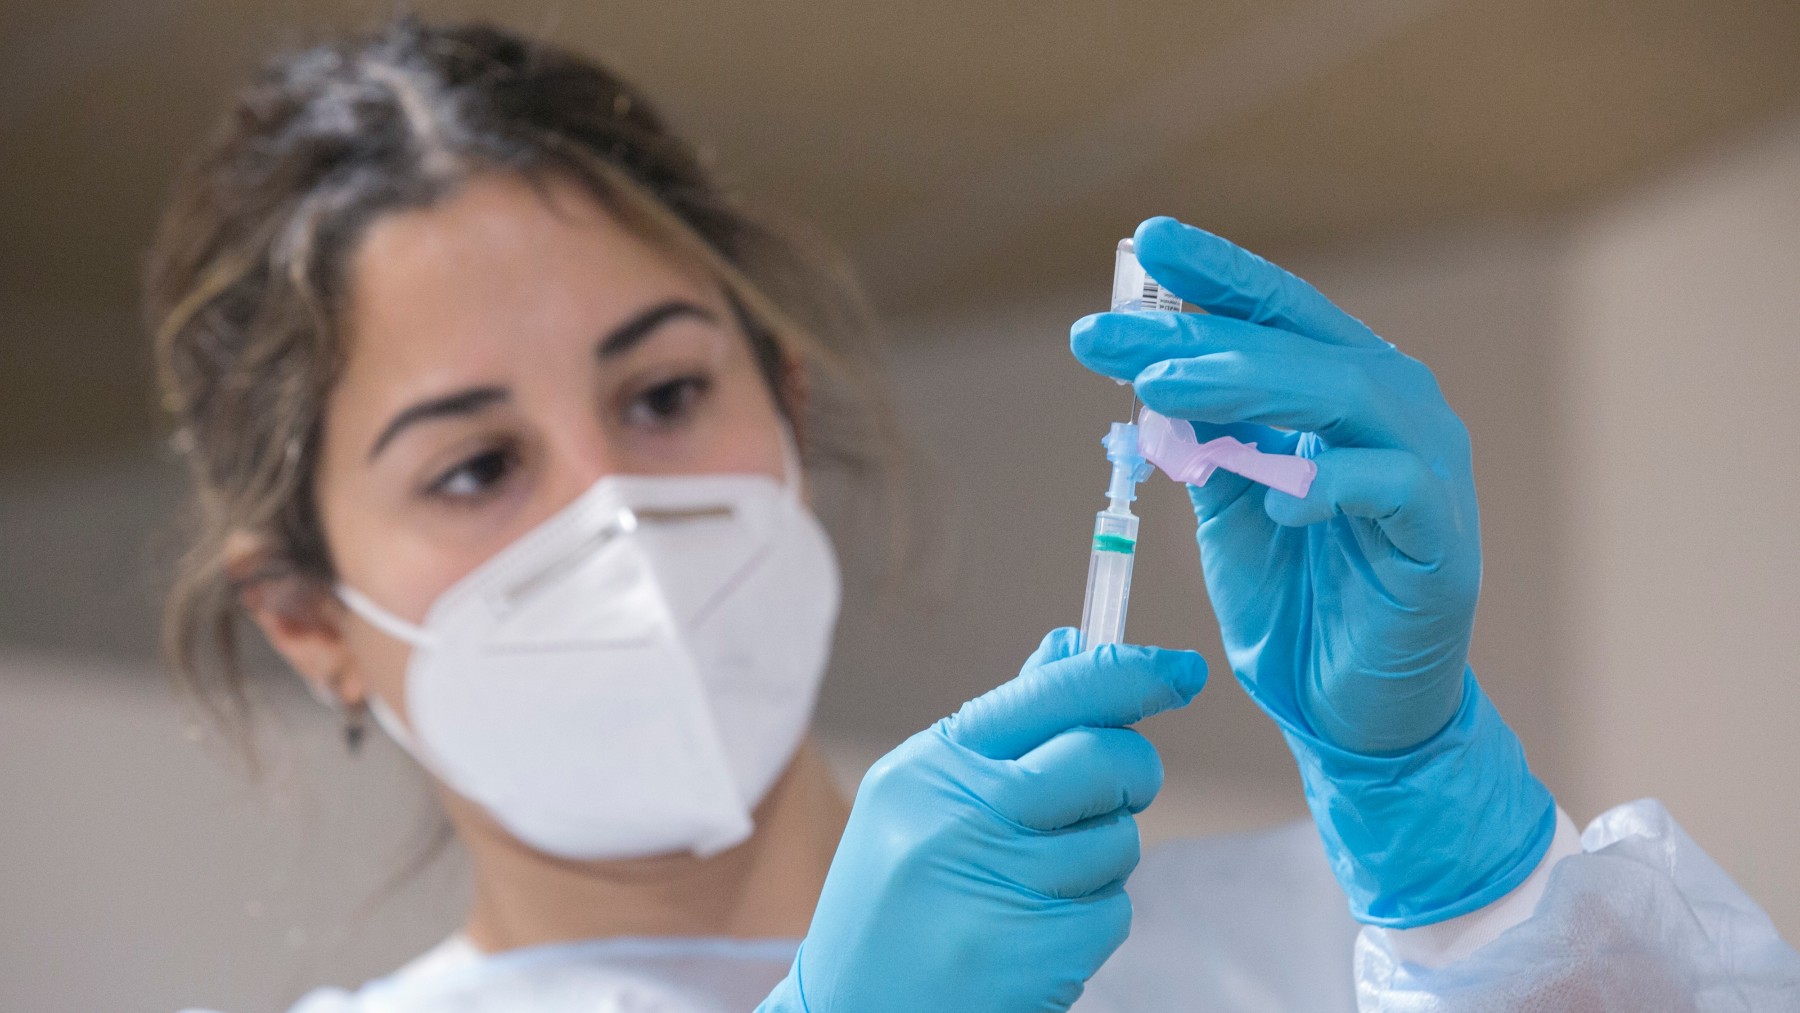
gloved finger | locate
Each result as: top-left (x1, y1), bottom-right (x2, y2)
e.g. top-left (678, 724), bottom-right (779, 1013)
top-left (1132, 216), bottom-right (1387, 350)
top-left (1261, 447), bottom-right (1454, 565)
top-left (1070, 308), bottom-right (1324, 385)
top-left (944, 637), bottom-right (1207, 761)
top-left (1024, 888), bottom-right (1135, 984)
top-left (1013, 808), bottom-right (1143, 900)
top-left (1187, 418), bottom-right (1300, 455)
top-left (1089, 887), bottom-right (1134, 962)
top-left (989, 726), bottom-right (1164, 830)
top-left (964, 886), bottom-right (1130, 1012)
top-left (1018, 625), bottom-right (1080, 669)
top-left (1132, 350), bottom-right (1407, 450)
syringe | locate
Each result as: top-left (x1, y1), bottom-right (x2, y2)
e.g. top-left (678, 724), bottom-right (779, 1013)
top-left (1079, 412), bottom-right (1152, 650)
top-left (1078, 239), bottom-right (1179, 651)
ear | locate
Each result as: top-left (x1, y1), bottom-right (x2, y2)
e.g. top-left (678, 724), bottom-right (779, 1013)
top-left (225, 531), bottom-right (367, 710)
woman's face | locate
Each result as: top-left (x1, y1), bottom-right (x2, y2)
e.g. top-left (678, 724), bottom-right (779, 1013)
top-left (306, 172), bottom-right (790, 720)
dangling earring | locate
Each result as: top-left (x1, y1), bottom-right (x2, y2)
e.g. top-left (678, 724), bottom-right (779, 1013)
top-left (343, 701), bottom-right (368, 756)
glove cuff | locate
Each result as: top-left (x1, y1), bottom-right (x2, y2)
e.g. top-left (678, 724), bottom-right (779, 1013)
top-left (1276, 668), bottom-right (1557, 928)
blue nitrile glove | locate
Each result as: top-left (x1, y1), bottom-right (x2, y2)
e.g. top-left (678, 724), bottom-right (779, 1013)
top-left (758, 628), bottom-right (1206, 1013)
top-left (1069, 216), bottom-right (1554, 928)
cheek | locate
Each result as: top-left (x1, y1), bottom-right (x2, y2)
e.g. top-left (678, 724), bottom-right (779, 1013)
top-left (715, 412), bottom-right (787, 477)
top-left (702, 373), bottom-right (791, 478)
top-left (314, 406), bottom-right (492, 626)
top-left (328, 510), bottom-right (487, 722)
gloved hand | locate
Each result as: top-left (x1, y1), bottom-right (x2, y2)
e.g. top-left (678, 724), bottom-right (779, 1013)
top-left (1070, 217), bottom-right (1554, 928)
top-left (758, 628), bottom-right (1206, 1013)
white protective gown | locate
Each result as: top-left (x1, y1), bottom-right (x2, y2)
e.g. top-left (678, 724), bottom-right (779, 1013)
top-left (189, 799), bottom-right (1800, 1013)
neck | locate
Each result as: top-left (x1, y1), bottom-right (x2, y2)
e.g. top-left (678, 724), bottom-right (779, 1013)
top-left (446, 738), bottom-right (849, 953)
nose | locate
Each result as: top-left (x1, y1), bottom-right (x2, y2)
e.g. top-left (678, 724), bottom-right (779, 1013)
top-left (543, 418), bottom-right (631, 507)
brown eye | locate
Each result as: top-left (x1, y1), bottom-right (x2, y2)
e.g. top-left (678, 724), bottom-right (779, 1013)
top-left (429, 446), bottom-right (517, 502)
top-left (626, 375), bottom-right (711, 429)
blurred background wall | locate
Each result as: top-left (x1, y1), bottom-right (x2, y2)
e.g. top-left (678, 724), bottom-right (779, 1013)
top-left (1, 2), bottom-right (1797, 1010)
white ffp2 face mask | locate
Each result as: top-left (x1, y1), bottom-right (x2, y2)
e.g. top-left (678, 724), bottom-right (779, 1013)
top-left (337, 464), bottom-right (840, 861)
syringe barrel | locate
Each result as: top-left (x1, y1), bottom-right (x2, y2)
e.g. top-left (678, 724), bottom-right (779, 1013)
top-left (1079, 509), bottom-right (1139, 650)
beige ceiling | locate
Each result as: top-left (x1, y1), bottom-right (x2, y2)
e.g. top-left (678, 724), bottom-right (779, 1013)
top-left (3, 0), bottom-right (1799, 461)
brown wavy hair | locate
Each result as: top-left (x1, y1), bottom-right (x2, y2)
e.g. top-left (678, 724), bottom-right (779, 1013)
top-left (144, 17), bottom-right (900, 748)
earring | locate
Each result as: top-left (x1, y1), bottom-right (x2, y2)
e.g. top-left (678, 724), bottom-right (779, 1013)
top-left (343, 702), bottom-right (367, 756)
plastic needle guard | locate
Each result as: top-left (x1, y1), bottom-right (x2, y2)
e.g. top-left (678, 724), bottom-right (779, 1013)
top-left (1137, 407), bottom-right (1318, 499)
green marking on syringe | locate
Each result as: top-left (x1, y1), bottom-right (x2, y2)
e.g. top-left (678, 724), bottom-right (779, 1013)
top-left (1092, 533), bottom-right (1136, 554)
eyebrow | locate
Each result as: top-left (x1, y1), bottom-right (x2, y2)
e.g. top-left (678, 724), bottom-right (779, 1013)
top-left (597, 299), bottom-right (716, 359)
top-left (368, 386), bottom-right (509, 461)
top-left (366, 299), bottom-right (718, 462)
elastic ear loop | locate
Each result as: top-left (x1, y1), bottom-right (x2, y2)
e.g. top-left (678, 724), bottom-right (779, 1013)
top-left (337, 583), bottom-right (434, 646)
top-left (331, 583), bottom-right (431, 756)
top-left (366, 695), bottom-right (424, 756)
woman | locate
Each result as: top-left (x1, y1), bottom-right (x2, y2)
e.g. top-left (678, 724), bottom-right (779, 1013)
top-left (153, 19), bottom-right (1796, 1012)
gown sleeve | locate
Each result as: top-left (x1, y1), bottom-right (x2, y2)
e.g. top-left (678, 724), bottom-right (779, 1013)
top-left (1353, 798), bottom-right (1800, 1012)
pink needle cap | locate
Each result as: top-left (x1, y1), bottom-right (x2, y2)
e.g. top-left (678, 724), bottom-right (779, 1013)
top-left (1136, 407), bottom-right (1318, 499)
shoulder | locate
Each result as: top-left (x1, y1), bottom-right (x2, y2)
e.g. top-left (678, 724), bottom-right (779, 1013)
top-left (174, 990), bottom-right (359, 1013)
top-left (285, 990), bottom-right (362, 1013)
top-left (178, 937), bottom-right (476, 1013)
top-left (227, 934), bottom-right (800, 1013)
top-left (1082, 820), bottom-right (1361, 1012)
top-left (1132, 817), bottom-right (1345, 908)
top-left (1130, 818), bottom-right (1357, 947)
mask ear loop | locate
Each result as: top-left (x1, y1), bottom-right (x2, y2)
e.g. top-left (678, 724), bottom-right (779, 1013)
top-left (330, 584), bottom-right (434, 758)
top-left (366, 695), bottom-right (424, 757)
top-left (337, 583), bottom-right (436, 647)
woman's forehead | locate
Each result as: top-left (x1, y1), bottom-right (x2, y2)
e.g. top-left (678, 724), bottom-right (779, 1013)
top-left (348, 174), bottom-right (715, 327)
top-left (337, 175), bottom-right (725, 382)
